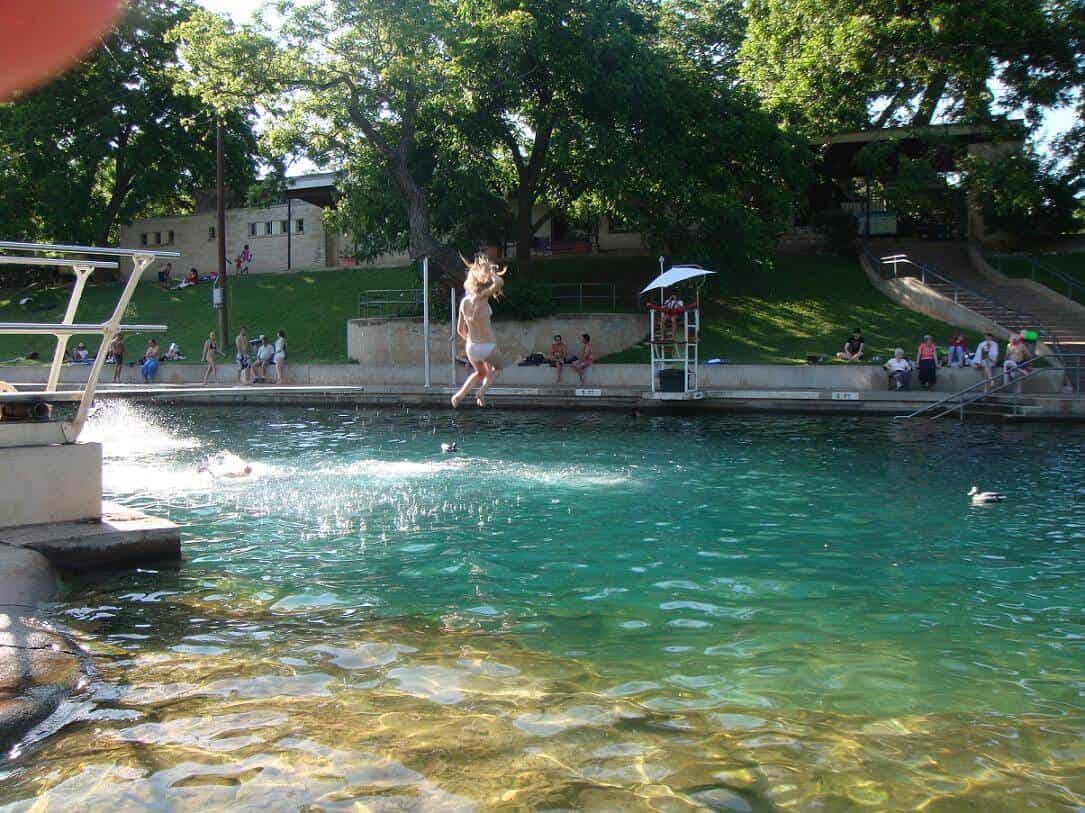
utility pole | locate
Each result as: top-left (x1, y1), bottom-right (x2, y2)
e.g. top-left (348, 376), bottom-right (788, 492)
top-left (216, 119), bottom-right (229, 346)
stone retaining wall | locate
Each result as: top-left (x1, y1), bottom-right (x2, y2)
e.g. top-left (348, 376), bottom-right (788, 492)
top-left (0, 360), bottom-right (1063, 393)
top-left (346, 313), bottom-right (644, 366)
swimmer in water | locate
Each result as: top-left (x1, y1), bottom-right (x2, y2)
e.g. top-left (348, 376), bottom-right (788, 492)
top-left (451, 255), bottom-right (505, 408)
top-left (198, 452), bottom-right (253, 479)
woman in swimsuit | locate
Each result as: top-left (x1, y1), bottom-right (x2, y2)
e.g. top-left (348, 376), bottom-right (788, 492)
top-left (201, 330), bottom-right (222, 385)
top-left (451, 256), bottom-right (505, 408)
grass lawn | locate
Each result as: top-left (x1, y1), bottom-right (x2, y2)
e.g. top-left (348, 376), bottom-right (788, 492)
top-left (0, 252), bottom-right (969, 366)
top-left (600, 253), bottom-right (972, 364)
top-left (989, 252), bottom-right (1085, 306)
top-left (0, 265), bottom-right (419, 364)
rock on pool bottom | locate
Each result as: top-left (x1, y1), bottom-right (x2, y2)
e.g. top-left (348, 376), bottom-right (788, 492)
top-left (1, 404), bottom-right (1083, 811)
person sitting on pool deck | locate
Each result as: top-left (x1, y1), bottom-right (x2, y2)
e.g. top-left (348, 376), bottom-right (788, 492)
top-left (884, 348), bottom-right (912, 390)
top-left (549, 334), bottom-right (569, 382)
top-left (251, 335), bottom-right (275, 381)
top-left (140, 339), bottom-right (160, 383)
top-left (1003, 334), bottom-right (1031, 392)
top-left (572, 333), bottom-right (594, 384)
top-left (972, 332), bottom-right (1000, 391)
top-left (836, 328), bottom-right (865, 362)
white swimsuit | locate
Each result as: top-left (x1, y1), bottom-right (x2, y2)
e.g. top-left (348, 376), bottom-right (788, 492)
top-left (460, 297), bottom-right (496, 363)
top-left (466, 341), bottom-right (496, 362)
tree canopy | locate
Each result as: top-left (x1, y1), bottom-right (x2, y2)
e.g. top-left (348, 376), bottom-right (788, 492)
top-left (172, 0), bottom-right (808, 276)
top-left (0, 0), bottom-right (257, 246)
top-left (739, 0), bottom-right (1085, 136)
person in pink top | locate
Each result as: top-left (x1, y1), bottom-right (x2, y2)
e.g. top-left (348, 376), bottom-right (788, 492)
top-left (572, 333), bottom-right (593, 384)
top-left (916, 334), bottom-right (938, 389)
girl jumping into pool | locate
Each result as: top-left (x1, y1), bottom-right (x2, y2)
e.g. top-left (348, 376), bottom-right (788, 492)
top-left (451, 255), bottom-right (505, 408)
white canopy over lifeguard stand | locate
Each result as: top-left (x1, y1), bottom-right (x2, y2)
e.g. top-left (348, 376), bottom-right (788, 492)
top-left (641, 263), bottom-right (714, 400)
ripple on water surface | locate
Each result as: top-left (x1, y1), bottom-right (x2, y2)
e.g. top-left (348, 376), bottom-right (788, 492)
top-left (2, 406), bottom-right (1084, 811)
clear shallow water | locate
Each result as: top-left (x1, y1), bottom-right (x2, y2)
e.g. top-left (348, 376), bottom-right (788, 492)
top-left (3, 402), bottom-right (1085, 811)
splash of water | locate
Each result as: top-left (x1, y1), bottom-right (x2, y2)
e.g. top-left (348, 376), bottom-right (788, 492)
top-left (83, 400), bottom-right (202, 459)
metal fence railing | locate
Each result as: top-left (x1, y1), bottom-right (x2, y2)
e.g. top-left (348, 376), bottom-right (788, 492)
top-left (358, 282), bottom-right (626, 318)
top-left (985, 252), bottom-right (1085, 306)
top-left (357, 289), bottom-right (433, 319)
top-left (542, 282), bottom-right (618, 312)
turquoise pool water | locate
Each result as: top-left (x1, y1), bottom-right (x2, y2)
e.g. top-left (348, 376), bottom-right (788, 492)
top-left (2, 403), bottom-right (1084, 811)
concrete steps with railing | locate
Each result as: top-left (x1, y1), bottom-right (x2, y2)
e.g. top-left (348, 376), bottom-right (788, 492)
top-left (870, 239), bottom-right (1085, 346)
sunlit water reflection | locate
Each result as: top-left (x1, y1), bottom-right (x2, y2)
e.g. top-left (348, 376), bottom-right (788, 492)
top-left (3, 402), bottom-right (1085, 811)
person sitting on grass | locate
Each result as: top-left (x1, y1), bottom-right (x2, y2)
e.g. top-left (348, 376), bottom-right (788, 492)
top-left (572, 333), bottom-right (594, 384)
top-left (884, 348), bottom-right (912, 391)
top-left (549, 334), bottom-right (569, 382)
top-left (835, 328), bottom-right (865, 362)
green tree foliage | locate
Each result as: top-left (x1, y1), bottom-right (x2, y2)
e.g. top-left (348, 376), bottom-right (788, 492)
top-left (175, 0), bottom-right (807, 278)
top-left (0, 0), bottom-right (256, 246)
top-left (739, 0), bottom-right (1085, 136)
top-left (965, 150), bottom-right (1081, 246)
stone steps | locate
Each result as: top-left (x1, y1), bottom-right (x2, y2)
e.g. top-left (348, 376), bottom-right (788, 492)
top-left (873, 239), bottom-right (1085, 344)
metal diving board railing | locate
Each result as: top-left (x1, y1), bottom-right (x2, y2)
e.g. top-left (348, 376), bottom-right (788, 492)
top-left (0, 242), bottom-right (178, 444)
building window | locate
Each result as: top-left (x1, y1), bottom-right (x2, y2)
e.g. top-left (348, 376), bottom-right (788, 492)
top-left (249, 223), bottom-right (257, 237)
top-left (154, 232), bottom-right (162, 245)
top-left (208, 226), bottom-right (216, 241)
top-left (295, 219), bottom-right (304, 234)
top-left (265, 221), bottom-right (273, 236)
top-left (167, 230), bottom-right (175, 244)
top-left (279, 219), bottom-right (289, 235)
top-left (140, 233), bottom-right (148, 246)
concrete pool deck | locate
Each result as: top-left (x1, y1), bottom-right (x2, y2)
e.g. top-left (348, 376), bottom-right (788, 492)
top-left (3, 360), bottom-right (1079, 418)
top-left (37, 381), bottom-right (1085, 420)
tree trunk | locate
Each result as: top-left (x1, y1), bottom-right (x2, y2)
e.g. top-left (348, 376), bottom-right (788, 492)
top-left (515, 186), bottom-right (536, 277)
top-left (912, 73), bottom-right (948, 127)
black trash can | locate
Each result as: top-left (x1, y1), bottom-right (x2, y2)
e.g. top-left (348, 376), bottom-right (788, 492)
top-left (659, 368), bottom-right (684, 392)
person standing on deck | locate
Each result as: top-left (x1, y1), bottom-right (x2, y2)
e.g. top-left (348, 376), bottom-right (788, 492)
top-left (451, 256), bottom-right (505, 408)
top-left (109, 334), bottom-right (125, 383)
top-left (235, 326), bottom-right (251, 385)
top-left (201, 331), bottom-right (223, 385)
top-left (273, 330), bottom-right (288, 384)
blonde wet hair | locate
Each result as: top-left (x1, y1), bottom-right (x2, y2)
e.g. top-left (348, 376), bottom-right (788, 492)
top-left (463, 255), bottom-right (505, 299)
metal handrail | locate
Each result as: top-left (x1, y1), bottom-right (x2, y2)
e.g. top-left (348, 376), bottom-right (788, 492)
top-left (0, 243), bottom-right (170, 441)
top-left (357, 288), bottom-right (432, 319)
top-left (986, 251), bottom-right (1085, 304)
top-left (892, 357), bottom-right (1039, 421)
top-left (870, 248), bottom-right (1057, 343)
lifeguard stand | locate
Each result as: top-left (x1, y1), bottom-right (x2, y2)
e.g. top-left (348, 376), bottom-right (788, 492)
top-left (642, 264), bottom-right (714, 400)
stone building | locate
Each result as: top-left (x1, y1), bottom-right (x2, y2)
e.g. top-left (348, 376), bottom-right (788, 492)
top-left (118, 171), bottom-right (646, 275)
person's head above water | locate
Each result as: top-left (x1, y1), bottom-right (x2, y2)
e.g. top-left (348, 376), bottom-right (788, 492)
top-left (463, 255), bottom-right (505, 298)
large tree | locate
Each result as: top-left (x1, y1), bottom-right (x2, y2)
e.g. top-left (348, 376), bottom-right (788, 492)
top-left (738, 0), bottom-right (1085, 136)
top-left (176, 0), bottom-right (808, 278)
top-left (173, 0), bottom-right (475, 279)
top-left (0, 0), bottom-right (256, 246)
